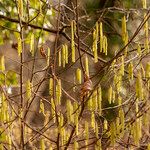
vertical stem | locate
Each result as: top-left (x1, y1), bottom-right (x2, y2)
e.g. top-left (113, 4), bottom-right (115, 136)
top-left (16, 0), bottom-right (24, 148)
top-left (52, 0), bottom-right (61, 149)
top-left (20, 27), bottom-right (24, 149)
top-left (75, 0), bottom-right (85, 76)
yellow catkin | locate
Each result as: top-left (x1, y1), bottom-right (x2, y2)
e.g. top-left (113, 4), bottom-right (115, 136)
top-left (40, 101), bottom-right (45, 115)
top-left (58, 50), bottom-right (61, 67)
top-left (49, 78), bottom-right (53, 96)
top-left (30, 33), bottom-right (34, 56)
top-left (18, 37), bottom-right (22, 56)
top-left (120, 56), bottom-right (124, 76)
top-left (112, 90), bottom-right (116, 103)
top-left (99, 22), bottom-right (103, 52)
top-left (103, 36), bottom-right (108, 55)
top-left (108, 86), bottom-right (112, 104)
top-left (56, 79), bottom-right (61, 105)
top-left (65, 44), bottom-right (68, 64)
top-left (85, 55), bottom-right (89, 76)
top-left (26, 80), bottom-right (32, 99)
top-left (128, 62), bottom-right (133, 80)
top-left (97, 86), bottom-right (102, 115)
top-left (76, 68), bottom-right (82, 84)
top-left (93, 29), bottom-right (98, 63)
top-left (61, 127), bottom-right (65, 145)
top-left (62, 45), bottom-right (66, 67)
top-left (145, 38), bottom-right (149, 53)
top-left (142, 0), bottom-right (147, 8)
top-left (74, 113), bottom-right (78, 135)
top-left (91, 112), bottom-right (95, 131)
top-left (18, 0), bottom-right (23, 18)
top-left (147, 143), bottom-right (150, 150)
top-left (95, 122), bottom-right (99, 138)
top-left (136, 72), bottom-right (143, 100)
top-left (74, 141), bottom-right (78, 150)
top-left (146, 62), bottom-right (150, 78)
top-left (87, 94), bottom-right (92, 110)
top-left (71, 20), bottom-right (75, 62)
top-left (124, 32), bottom-right (128, 56)
top-left (47, 48), bottom-right (50, 66)
top-left (92, 90), bottom-right (98, 110)
top-left (122, 15), bottom-right (127, 42)
top-left (59, 114), bottom-right (64, 134)
top-left (40, 139), bottom-right (45, 150)
top-left (96, 22), bottom-right (99, 37)
top-left (104, 119), bottom-right (108, 130)
top-left (0, 56), bottom-right (5, 71)
top-left (110, 122), bottom-right (116, 146)
top-left (118, 96), bottom-right (122, 105)
top-left (97, 139), bottom-right (102, 150)
top-left (67, 100), bottom-right (73, 123)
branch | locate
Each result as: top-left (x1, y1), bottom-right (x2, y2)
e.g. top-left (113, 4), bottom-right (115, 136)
top-left (0, 14), bottom-right (59, 34)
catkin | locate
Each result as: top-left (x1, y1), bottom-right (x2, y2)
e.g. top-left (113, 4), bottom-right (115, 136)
top-left (0, 56), bottom-right (5, 71)
top-left (71, 20), bottom-right (75, 62)
top-left (76, 68), bottom-right (82, 84)
top-left (30, 33), bottom-right (34, 56)
top-left (18, 37), bottom-right (22, 56)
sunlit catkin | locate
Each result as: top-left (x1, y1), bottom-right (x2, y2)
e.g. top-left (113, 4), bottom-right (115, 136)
top-left (71, 20), bottom-right (75, 62)
top-left (103, 35), bottom-right (108, 55)
top-left (18, 37), bottom-right (22, 56)
top-left (76, 68), bottom-right (82, 84)
top-left (136, 72), bottom-right (143, 100)
top-left (92, 90), bottom-right (98, 110)
top-left (108, 86), bottom-right (112, 104)
top-left (67, 100), bottom-right (73, 123)
top-left (99, 22), bottom-right (103, 52)
top-left (56, 79), bottom-right (61, 105)
top-left (146, 62), bottom-right (150, 78)
top-left (40, 101), bottom-right (45, 115)
top-left (104, 119), bottom-right (108, 130)
top-left (110, 122), bottom-right (116, 146)
top-left (49, 78), bottom-right (53, 96)
top-left (30, 33), bottom-right (34, 56)
top-left (142, 0), bottom-right (147, 9)
top-left (91, 112), bottom-right (95, 131)
top-left (40, 139), bottom-right (45, 150)
top-left (128, 62), bottom-right (133, 80)
top-left (93, 29), bottom-right (98, 63)
top-left (17, 0), bottom-right (23, 18)
top-left (122, 15), bottom-right (127, 42)
top-left (120, 56), bottom-right (124, 76)
top-left (97, 86), bottom-right (102, 115)
top-left (74, 141), bottom-right (78, 150)
top-left (0, 56), bottom-right (5, 71)
top-left (62, 45), bottom-right (66, 67)
top-left (85, 55), bottom-right (89, 76)
top-left (47, 48), bottom-right (50, 66)
top-left (58, 50), bottom-right (61, 67)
